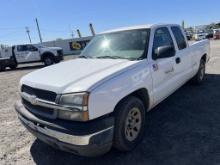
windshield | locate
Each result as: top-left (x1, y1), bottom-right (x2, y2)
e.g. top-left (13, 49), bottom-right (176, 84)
top-left (35, 45), bottom-right (46, 48)
top-left (80, 29), bottom-right (150, 60)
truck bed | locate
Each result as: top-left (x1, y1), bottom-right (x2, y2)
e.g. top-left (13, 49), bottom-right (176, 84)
top-left (188, 39), bottom-right (210, 60)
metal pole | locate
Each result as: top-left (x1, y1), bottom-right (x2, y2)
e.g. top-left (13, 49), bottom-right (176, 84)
top-left (77, 29), bottom-right (82, 38)
top-left (25, 27), bottom-right (32, 43)
top-left (35, 18), bottom-right (43, 43)
top-left (89, 23), bottom-right (95, 36)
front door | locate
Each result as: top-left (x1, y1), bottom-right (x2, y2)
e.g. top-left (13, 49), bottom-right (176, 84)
top-left (150, 27), bottom-right (177, 105)
top-left (26, 45), bottom-right (41, 62)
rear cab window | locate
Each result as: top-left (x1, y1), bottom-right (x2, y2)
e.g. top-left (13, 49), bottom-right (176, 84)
top-left (171, 26), bottom-right (187, 50)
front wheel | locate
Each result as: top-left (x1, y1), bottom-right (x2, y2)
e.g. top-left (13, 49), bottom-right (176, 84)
top-left (43, 56), bottom-right (55, 66)
top-left (191, 59), bottom-right (206, 85)
top-left (113, 96), bottom-right (146, 152)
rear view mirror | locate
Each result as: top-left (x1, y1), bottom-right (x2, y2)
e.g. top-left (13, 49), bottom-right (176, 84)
top-left (154, 45), bottom-right (175, 59)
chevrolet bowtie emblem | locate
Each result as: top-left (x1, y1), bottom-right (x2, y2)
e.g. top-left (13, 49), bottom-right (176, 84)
top-left (29, 95), bottom-right (37, 105)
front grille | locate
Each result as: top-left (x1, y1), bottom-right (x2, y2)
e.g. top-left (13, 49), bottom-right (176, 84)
top-left (22, 99), bottom-right (55, 118)
top-left (21, 85), bottom-right (57, 102)
top-left (21, 85), bottom-right (57, 119)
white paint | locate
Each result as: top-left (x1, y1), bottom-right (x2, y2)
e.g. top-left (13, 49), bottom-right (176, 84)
top-left (19, 24), bottom-right (210, 120)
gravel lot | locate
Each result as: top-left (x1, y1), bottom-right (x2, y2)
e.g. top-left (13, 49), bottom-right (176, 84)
top-left (1, 41), bottom-right (220, 165)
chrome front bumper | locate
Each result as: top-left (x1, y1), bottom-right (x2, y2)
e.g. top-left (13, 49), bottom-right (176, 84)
top-left (19, 114), bottom-right (113, 146)
top-left (15, 101), bottom-right (114, 156)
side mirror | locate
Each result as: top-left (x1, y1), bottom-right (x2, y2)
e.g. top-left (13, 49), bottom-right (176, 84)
top-left (154, 45), bottom-right (175, 59)
top-left (34, 48), bottom-right (38, 51)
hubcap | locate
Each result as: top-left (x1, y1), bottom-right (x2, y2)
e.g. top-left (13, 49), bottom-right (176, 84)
top-left (45, 58), bottom-right (52, 65)
top-left (125, 107), bottom-right (142, 142)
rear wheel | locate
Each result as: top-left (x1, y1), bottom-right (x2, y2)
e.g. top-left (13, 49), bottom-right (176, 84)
top-left (9, 64), bottom-right (17, 70)
top-left (113, 96), bottom-right (146, 152)
top-left (191, 59), bottom-right (206, 84)
top-left (43, 56), bottom-right (55, 66)
top-left (0, 65), bottom-right (5, 72)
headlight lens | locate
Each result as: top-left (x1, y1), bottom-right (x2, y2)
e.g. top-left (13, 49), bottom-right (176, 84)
top-left (58, 92), bottom-right (89, 121)
top-left (59, 92), bottom-right (89, 108)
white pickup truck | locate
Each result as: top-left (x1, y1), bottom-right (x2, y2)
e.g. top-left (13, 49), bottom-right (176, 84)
top-left (0, 44), bottom-right (63, 71)
top-left (15, 24), bottom-right (210, 157)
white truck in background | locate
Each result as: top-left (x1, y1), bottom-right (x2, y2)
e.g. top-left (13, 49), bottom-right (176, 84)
top-left (194, 32), bottom-right (208, 41)
top-left (0, 44), bottom-right (63, 71)
top-left (15, 24), bottom-right (210, 157)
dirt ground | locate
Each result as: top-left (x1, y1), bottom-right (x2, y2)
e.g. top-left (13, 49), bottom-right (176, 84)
top-left (0, 41), bottom-right (220, 165)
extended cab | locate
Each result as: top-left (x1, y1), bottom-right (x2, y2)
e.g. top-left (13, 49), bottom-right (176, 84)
top-left (0, 44), bottom-right (63, 71)
top-left (15, 24), bottom-right (210, 156)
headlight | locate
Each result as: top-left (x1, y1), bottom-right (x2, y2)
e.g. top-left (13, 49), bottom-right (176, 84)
top-left (60, 93), bottom-right (88, 107)
top-left (58, 92), bottom-right (89, 121)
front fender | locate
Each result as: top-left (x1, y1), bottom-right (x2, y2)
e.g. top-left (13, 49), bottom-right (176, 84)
top-left (88, 61), bottom-right (153, 120)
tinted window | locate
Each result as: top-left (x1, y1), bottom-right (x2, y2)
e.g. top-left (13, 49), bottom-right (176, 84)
top-left (171, 26), bottom-right (187, 50)
top-left (17, 45), bottom-right (28, 52)
top-left (152, 27), bottom-right (175, 59)
top-left (27, 45), bottom-right (38, 51)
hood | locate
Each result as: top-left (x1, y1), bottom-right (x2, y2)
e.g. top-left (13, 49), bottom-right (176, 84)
top-left (20, 59), bottom-right (138, 94)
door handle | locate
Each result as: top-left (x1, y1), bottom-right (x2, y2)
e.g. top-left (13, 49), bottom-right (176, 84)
top-left (176, 57), bottom-right (181, 64)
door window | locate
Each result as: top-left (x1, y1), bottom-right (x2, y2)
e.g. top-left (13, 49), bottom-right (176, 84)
top-left (17, 45), bottom-right (28, 52)
top-left (152, 27), bottom-right (175, 60)
top-left (27, 45), bottom-right (38, 51)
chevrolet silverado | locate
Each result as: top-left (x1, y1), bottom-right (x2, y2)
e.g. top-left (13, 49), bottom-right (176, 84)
top-left (15, 24), bottom-right (210, 156)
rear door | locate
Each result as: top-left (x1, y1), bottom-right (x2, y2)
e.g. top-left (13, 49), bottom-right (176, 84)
top-left (14, 45), bottom-right (28, 63)
top-left (150, 27), bottom-right (178, 104)
top-left (170, 26), bottom-right (193, 85)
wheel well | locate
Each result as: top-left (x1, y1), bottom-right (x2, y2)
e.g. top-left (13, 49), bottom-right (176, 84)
top-left (201, 54), bottom-right (207, 62)
top-left (114, 88), bottom-right (150, 112)
top-left (41, 52), bottom-right (54, 61)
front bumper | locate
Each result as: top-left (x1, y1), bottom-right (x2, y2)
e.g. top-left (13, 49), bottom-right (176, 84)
top-left (15, 101), bottom-right (114, 157)
top-left (54, 54), bottom-right (64, 63)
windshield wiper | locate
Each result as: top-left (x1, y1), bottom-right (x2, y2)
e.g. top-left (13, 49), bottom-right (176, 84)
top-left (78, 55), bottom-right (92, 59)
top-left (96, 56), bottom-right (127, 59)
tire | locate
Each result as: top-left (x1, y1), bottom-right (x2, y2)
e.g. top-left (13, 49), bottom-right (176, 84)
top-left (191, 59), bottom-right (206, 85)
top-left (43, 56), bottom-right (55, 66)
top-left (9, 64), bottom-right (17, 70)
top-left (113, 96), bottom-right (146, 152)
top-left (0, 65), bottom-right (5, 72)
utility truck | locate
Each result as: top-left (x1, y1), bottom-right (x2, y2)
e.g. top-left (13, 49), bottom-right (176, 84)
top-left (0, 44), bottom-right (63, 71)
top-left (15, 24), bottom-right (210, 157)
